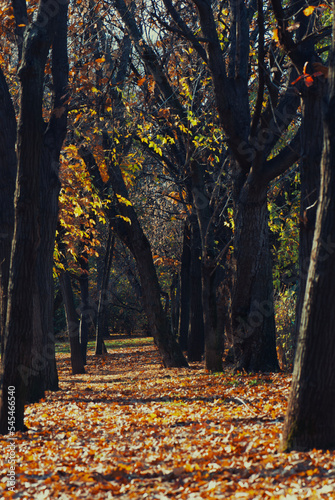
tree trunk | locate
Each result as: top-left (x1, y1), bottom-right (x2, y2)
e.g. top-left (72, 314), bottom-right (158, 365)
top-left (80, 145), bottom-right (188, 368)
top-left (78, 251), bottom-right (90, 365)
top-left (295, 79), bottom-right (326, 345)
top-left (0, 0), bottom-right (60, 434)
top-left (95, 228), bottom-right (114, 355)
top-left (0, 68), bottom-right (16, 358)
top-left (131, 227), bottom-right (189, 367)
top-left (59, 269), bottom-right (86, 375)
top-left (178, 220), bottom-right (191, 351)
top-left (232, 180), bottom-right (279, 372)
top-left (109, 172), bottom-right (188, 367)
top-left (202, 262), bottom-right (223, 371)
top-left (21, 0), bottom-right (68, 401)
top-left (170, 272), bottom-right (179, 337)
top-left (27, 136), bottom-right (63, 402)
top-left (37, 0), bottom-right (69, 391)
top-left (187, 215), bottom-right (204, 362)
top-left (281, 50), bottom-right (335, 451)
top-left (191, 161), bottom-right (223, 371)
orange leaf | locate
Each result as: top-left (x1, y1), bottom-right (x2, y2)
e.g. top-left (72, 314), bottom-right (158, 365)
top-left (272, 28), bottom-right (279, 42)
top-left (304, 75), bottom-right (314, 87)
top-left (137, 76), bottom-right (146, 86)
top-left (291, 75), bottom-right (304, 86)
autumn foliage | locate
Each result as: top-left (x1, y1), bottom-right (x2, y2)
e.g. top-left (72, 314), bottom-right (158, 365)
top-left (1, 341), bottom-right (334, 498)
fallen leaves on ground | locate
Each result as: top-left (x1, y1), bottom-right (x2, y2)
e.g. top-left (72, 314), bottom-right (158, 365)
top-left (1, 339), bottom-right (335, 499)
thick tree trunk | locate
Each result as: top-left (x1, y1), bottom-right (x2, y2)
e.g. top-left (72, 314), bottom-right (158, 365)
top-left (295, 79), bottom-right (326, 344)
top-left (232, 180), bottom-right (279, 372)
top-left (33, 146), bottom-right (60, 395)
top-left (27, 144), bottom-right (62, 402)
top-left (26, 1), bottom-right (68, 398)
top-left (178, 219), bottom-right (191, 351)
top-left (0, 68), bottom-right (16, 358)
top-left (38, 0), bottom-right (68, 391)
top-left (281, 59), bottom-right (335, 451)
top-left (0, 0), bottom-right (60, 434)
top-left (187, 216), bottom-right (204, 362)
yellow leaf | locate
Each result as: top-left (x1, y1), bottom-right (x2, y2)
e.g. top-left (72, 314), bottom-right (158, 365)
top-left (303, 5), bottom-right (315, 16)
top-left (74, 205), bottom-right (83, 217)
top-left (116, 194), bottom-right (132, 206)
top-left (116, 215), bottom-right (131, 224)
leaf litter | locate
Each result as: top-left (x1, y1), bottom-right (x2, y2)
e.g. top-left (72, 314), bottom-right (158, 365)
top-left (1, 340), bottom-right (335, 499)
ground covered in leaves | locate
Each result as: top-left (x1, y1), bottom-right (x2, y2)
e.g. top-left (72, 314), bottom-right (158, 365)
top-left (1, 338), bottom-right (335, 499)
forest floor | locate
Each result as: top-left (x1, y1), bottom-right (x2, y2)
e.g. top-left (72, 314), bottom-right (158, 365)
top-left (1, 338), bottom-right (335, 499)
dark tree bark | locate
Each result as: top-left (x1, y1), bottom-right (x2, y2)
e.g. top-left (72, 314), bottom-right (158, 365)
top-left (178, 219), bottom-right (191, 351)
top-left (27, 1), bottom-right (69, 400)
top-left (78, 250), bottom-right (90, 365)
top-left (0, 0), bottom-right (61, 434)
top-left (36, 0), bottom-right (69, 392)
top-left (232, 182), bottom-right (278, 371)
top-left (187, 215), bottom-right (204, 362)
top-left (0, 68), bottom-right (16, 359)
top-left (191, 161), bottom-right (226, 371)
top-left (170, 272), bottom-right (179, 337)
top-left (95, 228), bottom-right (114, 355)
top-left (295, 79), bottom-right (326, 345)
top-left (57, 231), bottom-right (85, 374)
top-left (281, 18), bottom-right (334, 450)
top-left (107, 159), bottom-right (188, 368)
top-left (286, 2), bottom-right (328, 346)
top-left (59, 269), bottom-right (86, 375)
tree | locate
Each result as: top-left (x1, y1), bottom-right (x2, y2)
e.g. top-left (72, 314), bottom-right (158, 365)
top-left (270, 0), bottom-right (330, 351)
top-left (0, 0), bottom-right (68, 434)
top-left (95, 227), bottom-right (114, 355)
top-left (57, 229), bottom-right (86, 375)
top-left (189, 0), bottom-right (302, 371)
top-left (280, 3), bottom-right (335, 451)
top-left (79, 142), bottom-right (189, 367)
top-left (0, 67), bottom-right (16, 358)
top-left (114, 0), bottom-right (304, 371)
top-left (55, 0), bottom-right (188, 366)
top-left (112, 0), bottom-right (233, 371)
